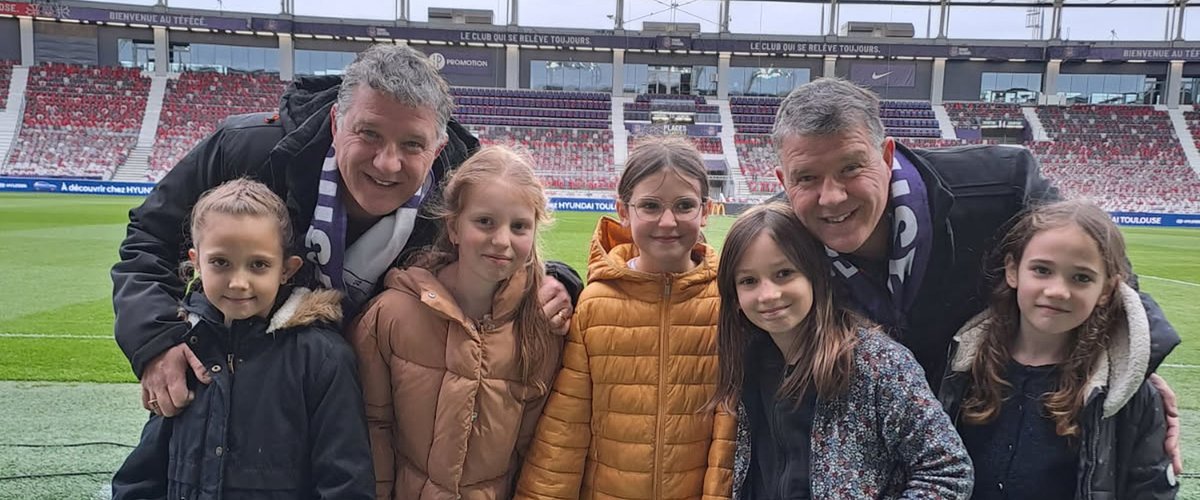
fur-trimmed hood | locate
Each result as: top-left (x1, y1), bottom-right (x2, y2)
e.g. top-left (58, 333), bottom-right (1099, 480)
top-left (184, 287), bottom-right (343, 334)
top-left (948, 282), bottom-right (1150, 418)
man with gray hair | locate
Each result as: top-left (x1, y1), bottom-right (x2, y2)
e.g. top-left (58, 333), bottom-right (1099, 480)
top-left (112, 44), bottom-right (581, 418)
top-left (769, 77), bottom-right (1181, 469)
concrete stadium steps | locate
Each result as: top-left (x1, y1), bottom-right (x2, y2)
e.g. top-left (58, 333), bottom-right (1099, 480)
top-left (932, 104), bottom-right (958, 139)
top-left (611, 95), bottom-right (630, 168)
top-left (1167, 107), bottom-right (1200, 175)
top-left (717, 100), bottom-right (747, 198)
top-left (1022, 106), bottom-right (1049, 141)
top-left (0, 66), bottom-right (29, 170)
top-left (111, 74), bottom-right (168, 182)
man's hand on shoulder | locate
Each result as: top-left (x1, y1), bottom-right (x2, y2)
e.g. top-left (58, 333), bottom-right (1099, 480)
top-left (140, 343), bottom-right (212, 417)
top-left (540, 276), bottom-right (573, 336)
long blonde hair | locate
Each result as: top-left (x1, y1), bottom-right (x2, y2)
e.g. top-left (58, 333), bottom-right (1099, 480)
top-left (408, 145), bottom-right (554, 387)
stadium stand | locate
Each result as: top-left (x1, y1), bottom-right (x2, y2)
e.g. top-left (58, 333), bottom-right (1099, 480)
top-left (1032, 105), bottom-right (1200, 213)
top-left (0, 60), bottom-right (15, 110)
top-left (3, 63), bottom-right (150, 179)
top-left (734, 134), bottom-right (779, 194)
top-left (451, 87), bottom-right (611, 130)
top-left (730, 96), bottom-right (942, 138)
top-left (469, 124), bottom-right (615, 191)
top-left (148, 71), bottom-right (287, 180)
top-left (943, 102), bottom-right (1023, 129)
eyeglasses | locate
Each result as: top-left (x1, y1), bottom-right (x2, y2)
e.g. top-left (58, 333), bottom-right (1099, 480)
top-left (627, 198), bottom-right (706, 222)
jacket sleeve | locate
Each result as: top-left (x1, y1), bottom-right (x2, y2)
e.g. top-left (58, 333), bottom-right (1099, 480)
top-left (702, 407), bottom-right (737, 500)
top-left (111, 127), bottom-right (233, 378)
top-left (545, 260), bottom-right (583, 306)
top-left (111, 414), bottom-right (172, 500)
top-left (1135, 289), bottom-right (1181, 374)
top-left (875, 341), bottom-right (974, 499)
top-left (347, 299), bottom-right (398, 500)
top-left (307, 330), bottom-right (376, 500)
top-left (1016, 146), bottom-right (1060, 206)
top-left (513, 314), bottom-right (593, 500)
top-left (1120, 380), bottom-right (1179, 499)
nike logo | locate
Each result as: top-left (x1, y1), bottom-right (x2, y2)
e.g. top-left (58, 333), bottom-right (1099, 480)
top-left (871, 71), bottom-right (894, 80)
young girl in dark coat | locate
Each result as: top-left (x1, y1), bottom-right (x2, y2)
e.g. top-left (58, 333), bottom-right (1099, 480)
top-left (112, 178), bottom-right (374, 499)
top-left (939, 200), bottom-right (1177, 500)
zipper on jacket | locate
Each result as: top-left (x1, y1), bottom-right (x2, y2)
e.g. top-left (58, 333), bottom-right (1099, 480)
top-left (654, 275), bottom-right (672, 499)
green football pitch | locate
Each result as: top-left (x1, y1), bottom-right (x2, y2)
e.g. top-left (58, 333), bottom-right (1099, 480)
top-left (0, 192), bottom-right (1197, 498)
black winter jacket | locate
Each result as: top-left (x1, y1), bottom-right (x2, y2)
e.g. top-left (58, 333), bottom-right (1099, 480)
top-left (110, 75), bottom-right (582, 377)
top-left (939, 283), bottom-right (1178, 500)
top-left (111, 287), bottom-right (374, 500)
top-left (773, 142), bottom-right (1180, 390)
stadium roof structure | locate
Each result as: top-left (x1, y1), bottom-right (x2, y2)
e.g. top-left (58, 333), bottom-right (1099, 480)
top-left (2, 0), bottom-right (1197, 47)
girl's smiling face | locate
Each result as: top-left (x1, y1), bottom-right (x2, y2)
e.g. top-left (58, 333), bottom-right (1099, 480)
top-left (1006, 224), bottom-right (1111, 339)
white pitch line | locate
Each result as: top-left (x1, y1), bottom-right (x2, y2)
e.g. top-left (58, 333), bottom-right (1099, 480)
top-left (0, 333), bottom-right (110, 339)
top-left (1141, 275), bottom-right (1200, 288)
top-left (1161, 364), bottom-right (1200, 370)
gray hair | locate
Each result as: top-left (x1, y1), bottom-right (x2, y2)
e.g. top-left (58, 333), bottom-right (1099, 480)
top-left (771, 77), bottom-right (886, 151)
top-left (336, 44), bottom-right (454, 142)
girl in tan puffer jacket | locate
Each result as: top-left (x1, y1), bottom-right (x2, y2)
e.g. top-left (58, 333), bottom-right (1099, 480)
top-left (349, 146), bottom-right (564, 500)
top-left (515, 137), bottom-right (736, 500)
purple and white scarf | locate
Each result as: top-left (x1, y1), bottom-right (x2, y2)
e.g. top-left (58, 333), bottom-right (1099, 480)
top-left (827, 149), bottom-right (933, 337)
top-left (303, 146), bottom-right (435, 310)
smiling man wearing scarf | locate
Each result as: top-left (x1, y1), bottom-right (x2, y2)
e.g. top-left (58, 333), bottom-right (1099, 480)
top-left (765, 77), bottom-right (1182, 473)
top-left (112, 44), bottom-right (581, 420)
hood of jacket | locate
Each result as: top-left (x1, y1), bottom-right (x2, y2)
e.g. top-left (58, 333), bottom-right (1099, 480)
top-left (586, 216), bottom-right (718, 303)
top-left (184, 287), bottom-right (343, 335)
top-left (949, 282), bottom-right (1149, 418)
top-left (381, 264), bottom-right (530, 330)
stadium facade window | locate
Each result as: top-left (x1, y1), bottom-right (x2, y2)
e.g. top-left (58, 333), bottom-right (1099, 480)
top-left (167, 43), bottom-right (280, 74)
top-left (118, 39), bottom-right (156, 71)
top-left (529, 60), bottom-right (613, 92)
top-left (1056, 73), bottom-right (1163, 105)
top-left (623, 64), bottom-right (649, 94)
top-left (694, 65), bottom-right (718, 96)
top-left (979, 72), bottom-right (1041, 103)
top-left (1181, 77), bottom-right (1200, 105)
top-left (295, 50), bottom-right (357, 76)
top-left (728, 67), bottom-right (810, 97)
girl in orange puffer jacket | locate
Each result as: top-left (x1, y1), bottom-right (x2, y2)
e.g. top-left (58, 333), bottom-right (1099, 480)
top-left (516, 137), bottom-right (735, 500)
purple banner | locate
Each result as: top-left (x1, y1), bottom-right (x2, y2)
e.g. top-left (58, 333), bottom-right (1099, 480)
top-left (417, 47), bottom-right (495, 76)
top-left (39, 4), bottom-right (250, 31)
top-left (850, 62), bottom-right (916, 88)
top-left (697, 38), bottom-right (1046, 60)
top-left (1047, 45), bottom-right (1200, 62)
top-left (626, 123), bottom-right (721, 137)
top-left (274, 19), bottom-right (657, 50)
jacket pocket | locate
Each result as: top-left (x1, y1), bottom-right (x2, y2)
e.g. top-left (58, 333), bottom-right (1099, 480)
top-left (223, 451), bottom-right (301, 492)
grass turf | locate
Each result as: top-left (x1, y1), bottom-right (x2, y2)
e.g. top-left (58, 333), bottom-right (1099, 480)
top-left (0, 192), bottom-right (1198, 497)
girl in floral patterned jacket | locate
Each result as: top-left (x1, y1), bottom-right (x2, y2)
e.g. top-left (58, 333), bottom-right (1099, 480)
top-left (710, 203), bottom-right (973, 499)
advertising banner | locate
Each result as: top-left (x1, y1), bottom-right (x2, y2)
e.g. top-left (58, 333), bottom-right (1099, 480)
top-left (1109, 211), bottom-right (1200, 227)
top-left (423, 47), bottom-right (495, 77)
top-left (0, 2), bottom-right (249, 30)
top-left (626, 123), bottom-right (721, 137)
top-left (850, 62), bottom-right (917, 88)
top-left (0, 177), bottom-right (154, 196)
top-left (550, 197), bottom-right (616, 213)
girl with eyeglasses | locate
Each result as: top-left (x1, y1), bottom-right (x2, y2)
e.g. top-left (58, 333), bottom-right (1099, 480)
top-left (515, 137), bottom-right (736, 500)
